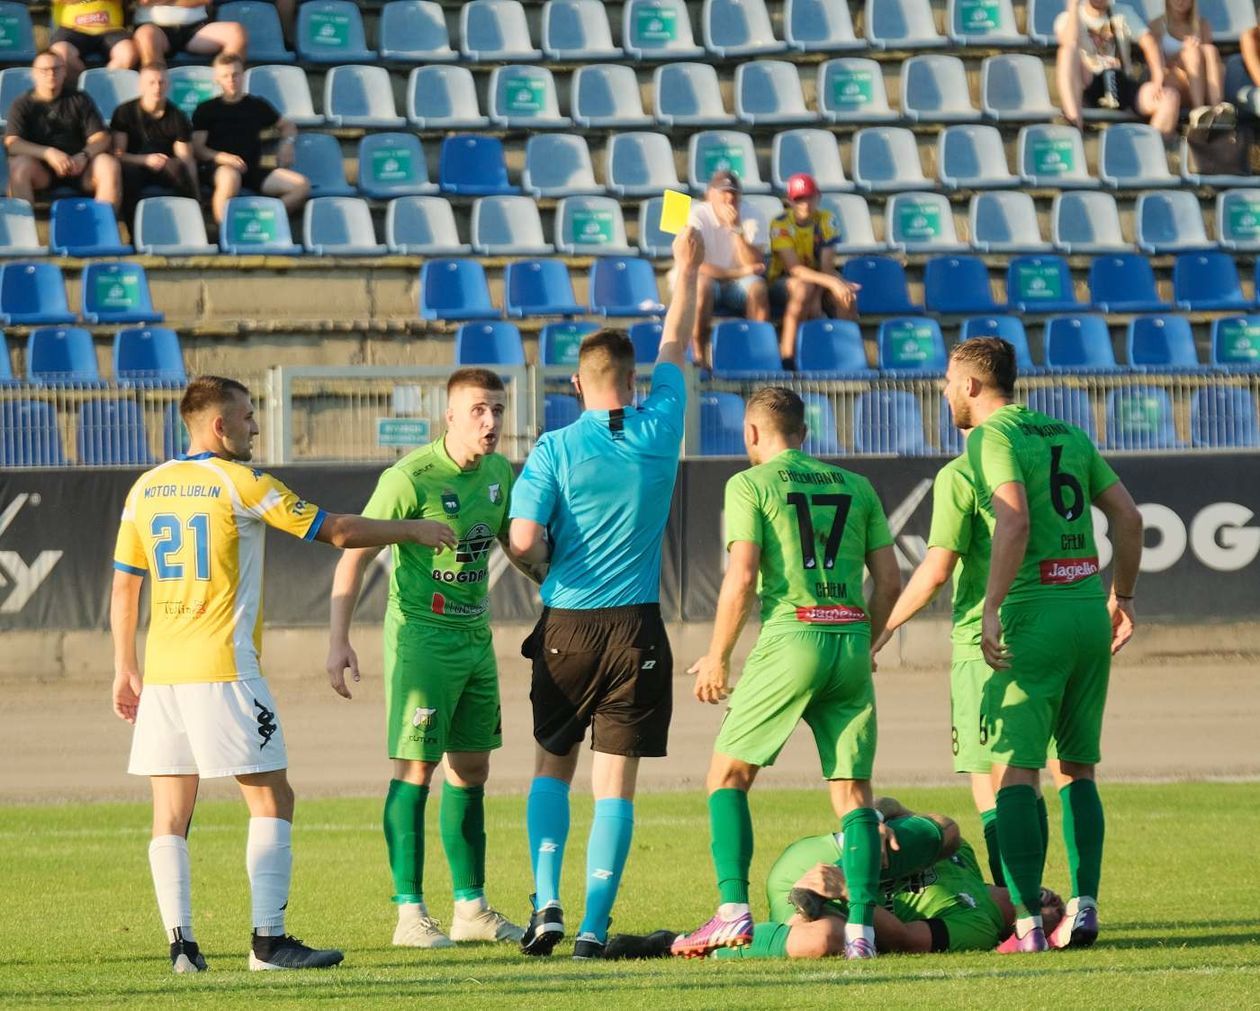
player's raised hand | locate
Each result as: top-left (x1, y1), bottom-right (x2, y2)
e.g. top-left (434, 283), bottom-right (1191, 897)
top-left (325, 640), bottom-right (360, 699)
top-left (688, 653), bottom-right (730, 704)
top-left (410, 519), bottom-right (458, 551)
top-left (795, 862), bottom-right (846, 900)
top-left (112, 668), bottom-right (142, 724)
top-left (981, 607), bottom-right (1011, 670)
top-left (673, 225), bottom-right (704, 274)
top-left (1108, 595), bottom-right (1136, 655)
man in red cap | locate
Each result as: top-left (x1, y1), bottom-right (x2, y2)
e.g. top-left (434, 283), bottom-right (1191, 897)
top-left (769, 173), bottom-right (859, 367)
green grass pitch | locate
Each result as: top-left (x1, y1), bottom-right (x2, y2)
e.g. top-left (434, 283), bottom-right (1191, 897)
top-left (3, 784), bottom-right (1258, 1008)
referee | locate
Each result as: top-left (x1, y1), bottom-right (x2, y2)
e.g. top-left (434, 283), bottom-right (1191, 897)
top-left (509, 227), bottom-right (703, 960)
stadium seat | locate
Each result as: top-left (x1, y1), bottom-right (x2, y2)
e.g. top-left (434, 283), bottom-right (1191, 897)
top-left (166, 66), bottom-right (218, 119)
top-left (687, 131), bottom-right (770, 193)
top-left (1174, 251), bottom-right (1250, 311)
top-left (711, 320), bottom-right (785, 378)
top-left (1043, 315), bottom-right (1118, 370)
top-left (0, 68), bottom-right (31, 129)
top-left (817, 58), bottom-right (897, 123)
top-left (0, 150), bottom-right (10, 209)
top-left (1088, 254), bottom-right (1171, 313)
top-left (454, 321), bottom-right (525, 365)
top-left (78, 68), bottom-right (139, 124)
top-left (637, 198), bottom-right (673, 258)
top-left (356, 133), bottom-right (438, 199)
top-left (1198, 0), bottom-right (1257, 43)
top-left (133, 197), bottom-right (216, 256)
top-left (297, 0), bottom-right (375, 63)
top-left (81, 262), bottom-right (163, 324)
top-left (1216, 189), bottom-right (1260, 252)
top-left (948, 0), bottom-right (1024, 45)
top-left (820, 193), bottom-right (883, 253)
top-left (461, 0), bottom-right (541, 61)
top-left (0, 198), bottom-right (47, 257)
top-left (771, 129), bottom-right (851, 192)
top-left (1006, 255), bottom-right (1084, 313)
top-left (0, 264), bottom-right (75, 325)
top-left (471, 196), bottom-right (552, 256)
top-left (1051, 192), bottom-right (1129, 254)
top-left (980, 54), bottom-right (1057, 121)
top-left (960, 315), bottom-right (1036, 371)
top-left (324, 66), bottom-right (404, 128)
top-left (245, 66), bottom-right (321, 127)
top-left (219, 2), bottom-right (294, 62)
top-left (878, 317), bottom-right (947, 372)
top-left (49, 199), bottom-right (131, 257)
top-left (523, 135), bottom-right (602, 199)
top-left (886, 192), bottom-right (966, 253)
top-left (1191, 386), bottom-right (1260, 447)
top-left (542, 0), bottom-right (621, 60)
top-left (378, 1), bottom-right (457, 62)
top-left (784, 0), bottom-right (862, 51)
top-left (1026, 0), bottom-right (1062, 45)
top-left (555, 196), bottom-right (633, 256)
top-left (923, 256), bottom-right (1000, 314)
top-left (1211, 315), bottom-right (1260, 369)
top-left (406, 66), bottom-right (489, 130)
top-left (293, 133), bottom-right (353, 198)
top-left (734, 61), bottom-right (813, 126)
top-left (78, 398), bottom-right (155, 466)
top-left (439, 135), bottom-right (519, 196)
top-left (1105, 387), bottom-right (1182, 450)
top-left (970, 192), bottom-right (1051, 253)
top-left (938, 125), bottom-right (1018, 189)
top-left (1135, 190), bottom-right (1212, 254)
top-left (589, 257), bottom-right (664, 316)
top-left (653, 63), bottom-right (736, 127)
top-left (741, 194), bottom-right (784, 247)
top-left (703, 0), bottom-right (785, 57)
top-left (539, 320), bottom-right (600, 365)
top-left (606, 132), bottom-right (683, 197)
top-left (1126, 315), bottom-right (1200, 370)
top-left (699, 392), bottom-right (746, 455)
top-left (419, 259), bottom-right (498, 321)
top-left (901, 55), bottom-right (978, 123)
top-left (385, 196), bottom-right (470, 255)
top-left (865, 0), bottom-right (946, 49)
top-left (303, 197), bottom-right (387, 256)
top-left (843, 256), bottom-right (923, 315)
top-left (161, 401), bottom-right (188, 459)
top-left (796, 318), bottom-right (872, 375)
top-left (854, 390), bottom-right (928, 455)
top-left (622, 0), bottom-right (705, 60)
top-left (26, 326), bottom-right (99, 384)
top-left (0, 2), bottom-right (36, 64)
top-left (488, 66), bottom-right (569, 130)
top-left (114, 327), bottom-right (186, 387)
top-left (1100, 124), bottom-right (1177, 188)
top-left (219, 196), bottom-right (301, 255)
top-left (628, 320), bottom-right (663, 362)
top-left (1026, 386), bottom-right (1097, 438)
top-left (572, 64), bottom-right (652, 128)
top-left (799, 394), bottom-right (841, 455)
top-left (852, 127), bottom-right (929, 192)
top-left (0, 342), bottom-right (12, 385)
top-left (0, 400), bottom-right (66, 467)
top-left (544, 394), bottom-right (583, 431)
top-left (1018, 125), bottom-right (1093, 187)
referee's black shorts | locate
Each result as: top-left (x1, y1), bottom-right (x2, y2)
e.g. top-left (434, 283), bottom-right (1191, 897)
top-left (523, 603), bottom-right (673, 758)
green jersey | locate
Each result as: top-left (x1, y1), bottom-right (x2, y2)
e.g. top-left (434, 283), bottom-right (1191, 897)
top-left (362, 436), bottom-right (514, 627)
top-left (890, 842), bottom-right (1004, 933)
top-left (724, 448), bottom-right (894, 634)
top-left (926, 454), bottom-right (989, 655)
top-left (967, 404), bottom-right (1119, 603)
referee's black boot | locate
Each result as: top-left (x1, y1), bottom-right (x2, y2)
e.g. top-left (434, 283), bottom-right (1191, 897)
top-left (520, 895), bottom-right (564, 957)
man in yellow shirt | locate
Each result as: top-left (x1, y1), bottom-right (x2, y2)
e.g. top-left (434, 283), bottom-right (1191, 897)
top-left (50, 0), bottom-right (136, 80)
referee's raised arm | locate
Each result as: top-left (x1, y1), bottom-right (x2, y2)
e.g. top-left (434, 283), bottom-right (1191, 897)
top-left (656, 226), bottom-right (705, 370)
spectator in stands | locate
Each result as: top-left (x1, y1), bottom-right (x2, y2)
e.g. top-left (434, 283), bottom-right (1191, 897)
top-left (1149, 0), bottom-right (1229, 122)
top-left (1240, 28), bottom-right (1260, 96)
top-left (133, 0), bottom-right (247, 66)
top-left (271, 0), bottom-right (297, 47)
top-left (191, 53), bottom-right (308, 224)
top-left (111, 63), bottom-right (197, 221)
top-left (1056, 0), bottom-right (1180, 139)
top-left (4, 49), bottom-right (121, 212)
top-left (49, 0), bottom-right (136, 81)
top-left (767, 173), bottom-right (858, 369)
top-left (686, 170), bottom-right (770, 370)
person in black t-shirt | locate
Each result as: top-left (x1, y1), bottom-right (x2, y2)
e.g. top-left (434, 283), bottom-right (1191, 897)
top-left (111, 62), bottom-right (197, 219)
top-left (4, 49), bottom-right (121, 211)
top-left (191, 52), bottom-right (307, 223)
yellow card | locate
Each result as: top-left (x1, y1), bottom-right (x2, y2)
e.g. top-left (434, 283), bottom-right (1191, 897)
top-left (659, 189), bottom-right (693, 235)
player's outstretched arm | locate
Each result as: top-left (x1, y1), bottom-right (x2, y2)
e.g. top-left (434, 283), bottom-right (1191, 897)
top-left (864, 545), bottom-right (902, 647)
top-left (656, 226), bottom-right (705, 370)
top-left (872, 547), bottom-right (958, 654)
top-left (110, 570), bottom-right (144, 724)
top-left (690, 539), bottom-right (760, 704)
top-left (508, 518), bottom-right (551, 567)
top-left (1094, 481), bottom-right (1143, 654)
top-left (981, 482), bottom-right (1029, 670)
top-left (325, 545), bottom-right (383, 699)
top-left (315, 512), bottom-right (457, 551)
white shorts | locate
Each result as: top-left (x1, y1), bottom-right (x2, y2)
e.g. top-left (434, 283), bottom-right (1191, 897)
top-left (127, 679), bottom-right (289, 779)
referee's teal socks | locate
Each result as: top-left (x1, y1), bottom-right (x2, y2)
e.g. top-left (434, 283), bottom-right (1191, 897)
top-left (527, 777), bottom-right (570, 909)
top-left (579, 798), bottom-right (634, 942)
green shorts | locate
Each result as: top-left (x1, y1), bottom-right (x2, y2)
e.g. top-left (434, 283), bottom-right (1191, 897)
top-left (981, 597), bottom-right (1112, 769)
top-left (715, 629), bottom-right (876, 780)
top-left (384, 609), bottom-right (503, 762)
top-left (890, 895), bottom-right (1004, 952)
top-left (950, 651), bottom-right (992, 775)
top-left (765, 832), bottom-right (842, 924)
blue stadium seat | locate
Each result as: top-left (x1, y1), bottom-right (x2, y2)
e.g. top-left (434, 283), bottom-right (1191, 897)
top-left (938, 396), bottom-right (964, 454)
top-left (1026, 386), bottom-right (1097, 438)
top-left (539, 321), bottom-right (600, 365)
top-left (901, 55), bottom-right (978, 122)
top-left (406, 66), bottom-right (489, 129)
top-left (81, 263), bottom-right (163, 324)
top-left (1191, 386), bottom-right (1260, 447)
top-left (801, 393), bottom-right (840, 455)
top-left (852, 127), bottom-right (930, 192)
top-left (379, 1), bottom-right (457, 62)
top-left (0, 2), bottom-right (36, 64)
top-left (543, 0), bottom-right (621, 60)
top-left (1005, 255), bottom-right (1084, 313)
top-left (219, 197), bottom-right (302, 255)
top-left (796, 318), bottom-right (872, 375)
top-left (0, 198), bottom-right (48, 257)
top-left (878, 318), bottom-right (947, 372)
top-left (699, 392), bottom-right (746, 455)
top-left (293, 133), bottom-right (353, 198)
top-left (1088, 254), bottom-right (1171, 313)
top-left (297, 0), bottom-right (375, 63)
top-left (969, 192), bottom-right (1051, 253)
top-left (1126, 315), bottom-right (1200, 370)
top-left (489, 66), bottom-right (570, 129)
top-left (1051, 192), bottom-right (1128, 254)
top-left (771, 129), bottom-right (851, 193)
top-left (49, 199), bottom-right (132, 257)
top-left (0, 400), bottom-right (66, 467)
top-left (524, 135), bottom-right (603, 200)
top-left (245, 66), bottom-right (321, 127)
top-left (960, 315), bottom-right (1036, 371)
top-left (461, 0), bottom-right (541, 60)
top-left (1026, 0), bottom-right (1061, 45)
top-left (1043, 315), bottom-right (1118, 371)
top-left (162, 401), bottom-right (188, 459)
top-left (865, 0), bottom-right (946, 49)
top-left (1105, 387), bottom-right (1182, 450)
top-left (356, 133), bottom-right (438, 199)
top-left (654, 62), bottom-right (735, 127)
top-left (78, 398), bottom-right (156, 466)
top-left (854, 390), bottom-right (928, 455)
top-left (703, 0), bottom-right (785, 57)
top-left (628, 321), bottom-right (663, 362)
top-left (1017, 125), bottom-right (1093, 187)
top-left (734, 61), bottom-right (813, 126)
top-left (572, 65), bottom-right (652, 128)
top-left (26, 326), bottom-right (99, 385)
top-left (980, 54), bottom-right (1056, 120)
top-left (133, 197), bottom-right (216, 256)
top-left (622, 0), bottom-right (705, 60)
top-left (0, 68), bottom-right (32, 129)
top-left (923, 256), bottom-right (1001, 314)
top-left (114, 327), bottom-right (186, 387)
top-left (420, 259), bottom-right (498, 321)
top-left (817, 58), bottom-right (896, 123)
top-left (1135, 190), bottom-right (1211, 254)
top-left (606, 132), bottom-right (683, 197)
top-left (324, 66), bottom-right (404, 128)
top-left (589, 257), bottom-right (664, 316)
top-left (0, 263), bottom-right (76, 325)
top-left (784, 0), bottom-right (862, 51)
top-left (555, 196), bottom-right (633, 256)
top-left (218, 2), bottom-right (294, 62)
top-left (544, 393), bottom-right (583, 431)
top-left (0, 340), bottom-right (13, 385)
top-left (386, 196), bottom-right (469, 255)
top-left (439, 135), bottom-right (519, 196)
top-left (1210, 316), bottom-right (1260, 369)
top-left (303, 197), bottom-right (387, 256)
top-left (842, 256), bottom-right (923, 315)
top-left (1216, 188), bottom-right (1260, 252)
top-left (1198, 0), bottom-right (1256, 43)
top-left (711, 320), bottom-right (785, 378)
top-left (472, 196), bottom-right (551, 256)
top-left (938, 125), bottom-right (1018, 189)
top-left (887, 192), bottom-right (965, 253)
top-left (687, 131), bottom-right (770, 193)
top-left (504, 259), bottom-right (584, 317)
top-left (820, 193), bottom-right (883, 254)
top-left (1100, 124), bottom-right (1177, 188)
top-left (454, 321), bottom-right (525, 365)
top-left (1174, 252), bottom-right (1251, 311)
top-left (78, 68), bottom-right (139, 124)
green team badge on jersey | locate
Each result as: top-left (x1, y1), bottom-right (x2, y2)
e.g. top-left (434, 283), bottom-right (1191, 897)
top-left (441, 491), bottom-right (460, 515)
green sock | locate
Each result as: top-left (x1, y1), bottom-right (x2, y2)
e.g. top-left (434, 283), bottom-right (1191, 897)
top-left (440, 782), bottom-right (486, 902)
top-left (881, 814), bottom-right (945, 881)
top-left (709, 788), bottom-right (754, 906)
top-left (384, 779), bottom-right (428, 903)
top-left (712, 922), bottom-right (790, 959)
top-left (1060, 780), bottom-right (1105, 900)
top-left (1037, 794), bottom-right (1050, 878)
top-left (840, 808), bottom-right (880, 928)
top-left (995, 785), bottom-right (1045, 916)
top-left (980, 807), bottom-right (1003, 884)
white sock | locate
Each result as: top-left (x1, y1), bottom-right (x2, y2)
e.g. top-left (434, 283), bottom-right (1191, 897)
top-left (398, 901), bottom-right (429, 921)
top-left (843, 922), bottom-right (875, 946)
top-left (1015, 914), bottom-right (1044, 937)
top-left (149, 835), bottom-right (194, 943)
top-left (455, 895), bottom-right (489, 917)
top-left (717, 902), bottom-right (750, 920)
top-left (247, 817), bottom-right (292, 936)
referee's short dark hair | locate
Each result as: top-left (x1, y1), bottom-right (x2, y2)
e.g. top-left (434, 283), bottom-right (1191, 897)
top-left (746, 386), bottom-right (806, 438)
top-left (447, 367), bottom-right (505, 396)
top-left (577, 328), bottom-right (636, 388)
top-left (180, 375), bottom-right (250, 422)
top-left (950, 337), bottom-right (1017, 397)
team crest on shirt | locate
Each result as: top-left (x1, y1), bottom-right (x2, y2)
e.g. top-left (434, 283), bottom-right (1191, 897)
top-left (411, 707), bottom-right (437, 730)
top-left (441, 491), bottom-right (460, 515)
top-left (488, 483), bottom-right (502, 505)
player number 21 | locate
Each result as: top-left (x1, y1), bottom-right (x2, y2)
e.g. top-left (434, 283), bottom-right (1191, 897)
top-left (785, 492), bottom-right (852, 570)
top-left (151, 512), bottom-right (211, 581)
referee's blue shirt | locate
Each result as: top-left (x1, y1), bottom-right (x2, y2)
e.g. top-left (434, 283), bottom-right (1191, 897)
top-left (510, 361), bottom-right (686, 609)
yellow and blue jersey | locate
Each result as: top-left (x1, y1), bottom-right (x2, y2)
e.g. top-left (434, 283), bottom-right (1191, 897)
top-left (113, 451), bottom-right (326, 685)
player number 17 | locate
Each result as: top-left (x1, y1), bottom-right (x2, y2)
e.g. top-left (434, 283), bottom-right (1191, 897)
top-left (785, 492), bottom-right (851, 570)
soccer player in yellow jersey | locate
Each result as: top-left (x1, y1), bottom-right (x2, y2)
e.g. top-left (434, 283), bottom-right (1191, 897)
top-left (111, 376), bottom-right (459, 974)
